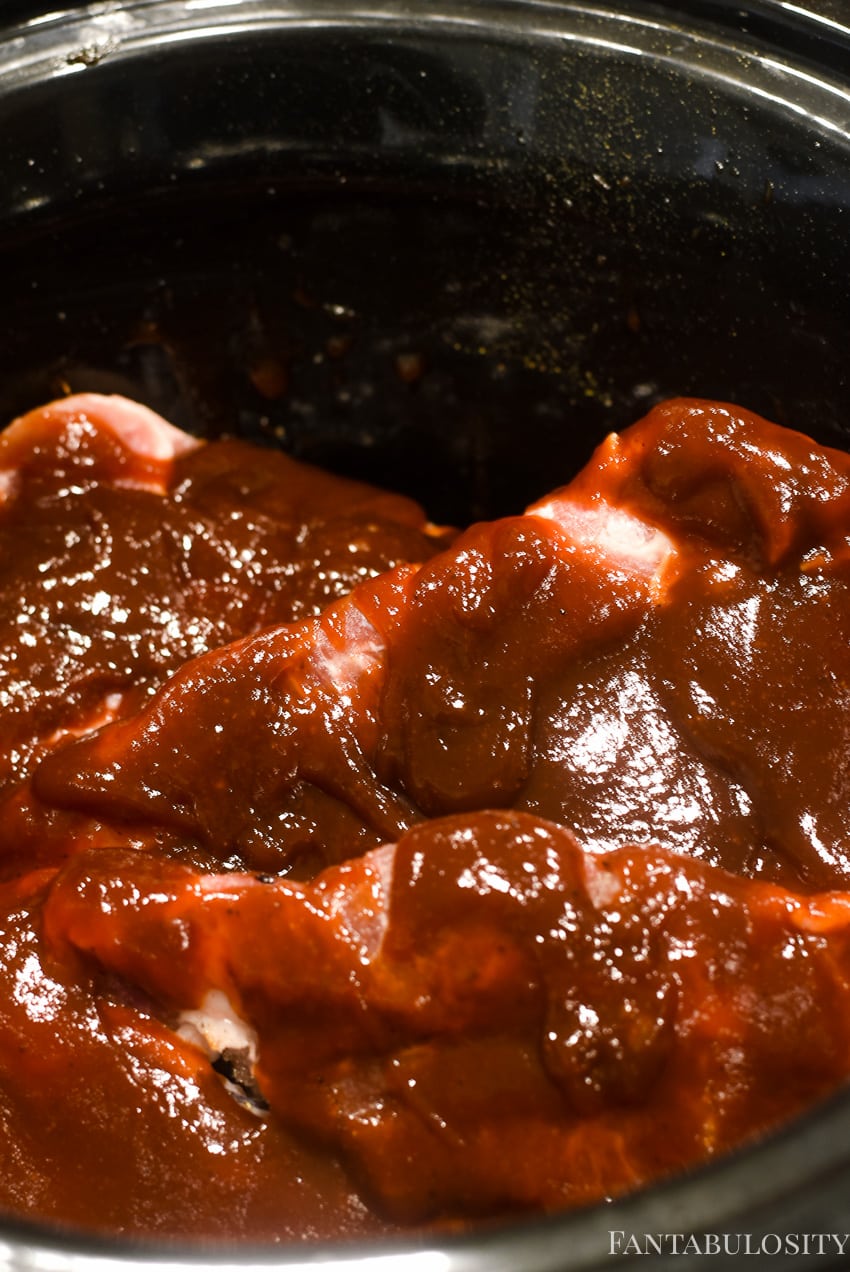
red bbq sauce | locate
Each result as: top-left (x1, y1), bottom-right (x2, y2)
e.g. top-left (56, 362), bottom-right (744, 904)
top-left (2, 393), bottom-right (850, 1239)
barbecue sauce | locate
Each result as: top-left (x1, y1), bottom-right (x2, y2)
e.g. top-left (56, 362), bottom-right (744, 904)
top-left (2, 394), bottom-right (850, 1239)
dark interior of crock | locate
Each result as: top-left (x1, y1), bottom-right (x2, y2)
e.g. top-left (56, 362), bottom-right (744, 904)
top-left (2, 11), bottom-right (850, 523)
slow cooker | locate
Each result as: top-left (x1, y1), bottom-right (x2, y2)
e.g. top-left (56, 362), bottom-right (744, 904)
top-left (1, 1), bottom-right (850, 1268)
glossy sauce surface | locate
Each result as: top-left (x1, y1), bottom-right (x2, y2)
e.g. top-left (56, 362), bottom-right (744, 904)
top-left (4, 394), bottom-right (850, 1239)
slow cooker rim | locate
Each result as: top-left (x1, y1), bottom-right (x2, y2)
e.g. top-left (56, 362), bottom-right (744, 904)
top-left (1, 0), bottom-right (849, 252)
top-left (4, 1082), bottom-right (850, 1271)
top-left (0, 0), bottom-right (849, 119)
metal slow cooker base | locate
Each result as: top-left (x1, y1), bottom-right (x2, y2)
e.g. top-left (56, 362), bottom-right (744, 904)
top-left (1, 2), bottom-right (850, 1267)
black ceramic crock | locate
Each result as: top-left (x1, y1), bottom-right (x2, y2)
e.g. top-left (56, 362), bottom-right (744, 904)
top-left (1, 2), bottom-right (850, 1268)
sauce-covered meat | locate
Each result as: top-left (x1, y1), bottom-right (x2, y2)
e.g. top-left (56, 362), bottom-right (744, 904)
top-left (3, 394), bottom-right (850, 1240)
top-left (0, 394), bottom-right (446, 793)
top-left (39, 400), bottom-right (850, 890)
top-left (44, 812), bottom-right (850, 1223)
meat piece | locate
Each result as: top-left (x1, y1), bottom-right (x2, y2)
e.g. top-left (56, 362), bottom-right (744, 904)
top-left (524, 399), bottom-right (850, 887)
top-left (9, 394), bottom-right (850, 1242)
top-left (34, 492), bottom-right (664, 873)
top-left (43, 810), bottom-right (850, 1223)
top-left (0, 393), bottom-right (446, 800)
top-left (34, 569), bottom-right (419, 873)
top-left (547, 398), bottom-right (850, 569)
top-left (0, 868), bottom-right (401, 1240)
top-left (36, 399), bottom-right (850, 889)
top-left (0, 392), bottom-right (201, 497)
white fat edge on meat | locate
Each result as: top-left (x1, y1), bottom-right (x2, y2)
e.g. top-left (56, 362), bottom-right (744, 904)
top-left (581, 851), bottom-right (625, 909)
top-left (177, 989), bottom-right (266, 1115)
top-left (0, 393), bottom-right (203, 501)
top-left (310, 603), bottom-right (387, 701)
top-left (0, 468), bottom-right (19, 504)
top-left (531, 496), bottom-right (677, 601)
top-left (173, 843), bottom-right (394, 1110)
top-left (178, 988), bottom-right (259, 1063)
top-left (322, 840), bottom-right (396, 965)
top-left (43, 691), bottom-right (128, 748)
top-left (46, 394), bottom-right (202, 465)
